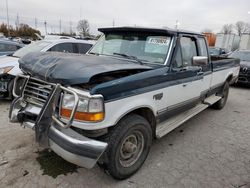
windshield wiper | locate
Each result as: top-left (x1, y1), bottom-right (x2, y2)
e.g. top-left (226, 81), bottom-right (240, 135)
top-left (113, 53), bottom-right (144, 65)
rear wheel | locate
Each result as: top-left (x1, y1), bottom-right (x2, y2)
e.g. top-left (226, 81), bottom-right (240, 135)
top-left (212, 82), bottom-right (229, 110)
top-left (101, 114), bottom-right (152, 180)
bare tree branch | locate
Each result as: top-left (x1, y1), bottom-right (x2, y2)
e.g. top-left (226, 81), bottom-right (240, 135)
top-left (234, 21), bottom-right (250, 36)
top-left (77, 19), bottom-right (90, 37)
top-left (221, 24), bottom-right (233, 34)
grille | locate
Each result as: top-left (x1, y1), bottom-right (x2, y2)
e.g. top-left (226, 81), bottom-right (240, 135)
top-left (240, 67), bottom-right (250, 76)
top-left (23, 78), bottom-right (55, 107)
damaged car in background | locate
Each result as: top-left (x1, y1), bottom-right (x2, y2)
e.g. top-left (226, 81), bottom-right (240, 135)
top-left (9, 27), bottom-right (240, 179)
top-left (228, 50), bottom-right (250, 86)
top-left (0, 38), bottom-right (95, 99)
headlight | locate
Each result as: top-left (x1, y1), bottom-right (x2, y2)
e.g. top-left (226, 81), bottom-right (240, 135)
top-left (60, 93), bottom-right (104, 122)
top-left (0, 66), bottom-right (14, 74)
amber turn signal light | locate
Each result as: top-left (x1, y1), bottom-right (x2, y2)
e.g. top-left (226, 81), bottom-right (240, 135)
top-left (60, 108), bottom-right (104, 122)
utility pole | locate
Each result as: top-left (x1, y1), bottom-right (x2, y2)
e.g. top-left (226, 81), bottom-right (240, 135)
top-left (6, 0), bottom-right (10, 36)
top-left (175, 20), bottom-right (180, 30)
top-left (35, 17), bottom-right (37, 29)
top-left (59, 19), bottom-right (62, 34)
top-left (69, 21), bottom-right (72, 35)
top-left (112, 19), bottom-right (115, 27)
top-left (80, 6), bottom-right (82, 20)
top-left (15, 13), bottom-right (19, 29)
top-left (44, 20), bottom-right (47, 35)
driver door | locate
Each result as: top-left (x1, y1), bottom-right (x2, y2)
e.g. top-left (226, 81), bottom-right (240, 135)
top-left (164, 36), bottom-right (204, 114)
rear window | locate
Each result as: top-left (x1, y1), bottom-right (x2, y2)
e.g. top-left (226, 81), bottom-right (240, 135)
top-left (78, 43), bottom-right (93, 54)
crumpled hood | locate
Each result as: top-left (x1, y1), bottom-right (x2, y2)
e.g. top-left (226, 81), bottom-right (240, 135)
top-left (19, 52), bottom-right (152, 85)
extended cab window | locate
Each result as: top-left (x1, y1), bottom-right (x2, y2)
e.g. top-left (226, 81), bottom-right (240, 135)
top-left (50, 43), bottom-right (74, 53)
top-left (180, 37), bottom-right (197, 67)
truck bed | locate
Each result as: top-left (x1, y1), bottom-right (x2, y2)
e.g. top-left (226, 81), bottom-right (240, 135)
top-left (211, 56), bottom-right (240, 71)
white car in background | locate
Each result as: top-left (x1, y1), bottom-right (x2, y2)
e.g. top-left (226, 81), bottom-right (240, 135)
top-left (0, 38), bottom-right (95, 99)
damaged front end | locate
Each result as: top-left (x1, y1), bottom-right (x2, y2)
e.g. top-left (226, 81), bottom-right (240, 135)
top-left (9, 75), bottom-right (108, 169)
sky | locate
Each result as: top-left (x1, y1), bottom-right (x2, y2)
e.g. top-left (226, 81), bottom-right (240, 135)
top-left (0, 0), bottom-right (250, 35)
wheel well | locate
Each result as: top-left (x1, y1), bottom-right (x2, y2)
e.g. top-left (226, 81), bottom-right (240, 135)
top-left (116, 108), bottom-right (157, 138)
top-left (226, 74), bottom-right (233, 83)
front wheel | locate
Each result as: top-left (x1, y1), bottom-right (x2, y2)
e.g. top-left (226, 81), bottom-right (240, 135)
top-left (212, 82), bottom-right (229, 110)
top-left (101, 114), bottom-right (152, 180)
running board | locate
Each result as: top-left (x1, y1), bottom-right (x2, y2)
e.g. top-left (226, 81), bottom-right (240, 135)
top-left (203, 95), bottom-right (221, 105)
top-left (156, 95), bottom-right (221, 138)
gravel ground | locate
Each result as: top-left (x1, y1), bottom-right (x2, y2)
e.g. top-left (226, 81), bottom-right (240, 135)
top-left (0, 86), bottom-right (250, 188)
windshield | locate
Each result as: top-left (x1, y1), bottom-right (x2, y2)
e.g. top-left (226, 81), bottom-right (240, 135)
top-left (229, 51), bottom-right (250, 61)
top-left (13, 40), bottom-right (52, 57)
top-left (90, 33), bottom-right (172, 64)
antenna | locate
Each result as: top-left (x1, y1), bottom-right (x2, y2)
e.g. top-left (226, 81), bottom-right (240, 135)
top-left (59, 19), bottom-right (62, 34)
top-left (15, 13), bottom-right (19, 29)
top-left (175, 20), bottom-right (180, 30)
top-left (69, 20), bottom-right (72, 34)
top-left (5, 0), bottom-right (10, 36)
top-left (35, 17), bottom-right (37, 29)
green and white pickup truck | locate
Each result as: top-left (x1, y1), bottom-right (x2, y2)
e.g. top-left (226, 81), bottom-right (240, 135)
top-left (9, 27), bottom-right (239, 179)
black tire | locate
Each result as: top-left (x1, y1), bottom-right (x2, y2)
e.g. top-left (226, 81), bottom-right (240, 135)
top-left (212, 82), bottom-right (229, 110)
top-left (101, 114), bottom-right (152, 180)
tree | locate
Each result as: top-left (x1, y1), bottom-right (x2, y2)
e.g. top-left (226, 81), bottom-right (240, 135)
top-left (221, 24), bottom-right (234, 34)
top-left (234, 21), bottom-right (250, 36)
top-left (0, 23), bottom-right (9, 36)
top-left (77, 19), bottom-right (90, 37)
top-left (16, 23), bottom-right (41, 39)
top-left (0, 22), bottom-right (41, 39)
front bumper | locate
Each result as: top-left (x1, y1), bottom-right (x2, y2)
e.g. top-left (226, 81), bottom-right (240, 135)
top-left (49, 124), bottom-right (107, 168)
top-left (9, 75), bottom-right (108, 169)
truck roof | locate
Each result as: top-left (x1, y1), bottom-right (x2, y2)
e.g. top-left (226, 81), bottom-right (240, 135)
top-left (98, 26), bottom-right (204, 37)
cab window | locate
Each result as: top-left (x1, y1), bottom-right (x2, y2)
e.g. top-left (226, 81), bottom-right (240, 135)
top-left (180, 37), bottom-right (197, 67)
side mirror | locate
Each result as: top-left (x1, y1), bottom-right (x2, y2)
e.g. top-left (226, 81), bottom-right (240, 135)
top-left (192, 56), bottom-right (208, 66)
